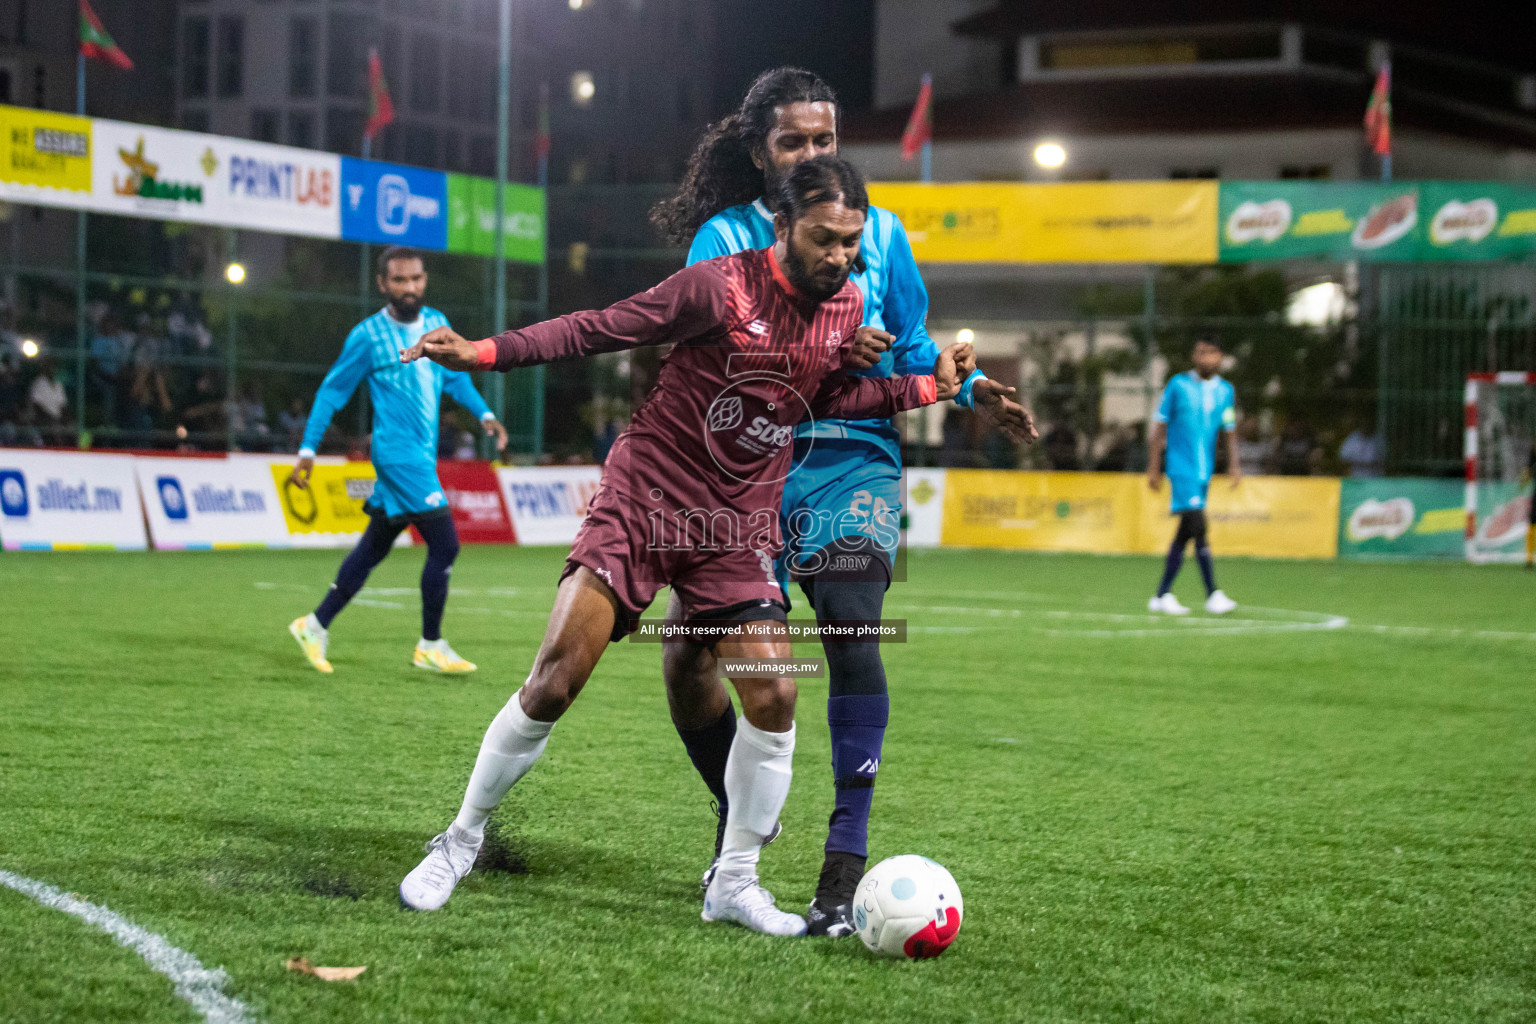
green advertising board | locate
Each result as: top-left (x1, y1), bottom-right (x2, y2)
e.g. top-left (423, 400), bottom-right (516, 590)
top-left (1220, 181), bottom-right (1536, 262)
top-left (1337, 477), bottom-right (1466, 559)
top-left (446, 173), bottom-right (545, 264)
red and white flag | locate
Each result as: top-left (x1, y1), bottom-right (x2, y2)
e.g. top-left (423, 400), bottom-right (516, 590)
top-left (900, 74), bottom-right (933, 161)
top-left (364, 48), bottom-right (395, 141)
top-left (1364, 62), bottom-right (1392, 157)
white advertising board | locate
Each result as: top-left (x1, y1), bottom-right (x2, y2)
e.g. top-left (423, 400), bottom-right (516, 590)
top-left (496, 466), bottom-right (602, 546)
top-left (903, 469), bottom-right (946, 549)
top-left (90, 119), bottom-right (341, 238)
top-left (135, 457), bottom-right (291, 549)
top-left (0, 449), bottom-right (147, 550)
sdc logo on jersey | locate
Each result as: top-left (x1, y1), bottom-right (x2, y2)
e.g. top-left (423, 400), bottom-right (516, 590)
top-left (743, 417), bottom-right (793, 448)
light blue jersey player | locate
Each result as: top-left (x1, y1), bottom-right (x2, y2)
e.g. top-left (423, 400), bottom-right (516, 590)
top-left (285, 246), bottom-right (507, 675)
top-left (1147, 337), bottom-right (1241, 616)
top-left (650, 68), bottom-right (1034, 939)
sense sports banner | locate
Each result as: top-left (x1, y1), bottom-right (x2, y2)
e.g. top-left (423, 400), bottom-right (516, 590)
top-left (1337, 477), bottom-right (1466, 559)
top-left (868, 181), bottom-right (1218, 264)
top-left (495, 465), bottom-right (601, 545)
top-left (940, 470), bottom-right (1143, 552)
top-left (428, 461), bottom-right (515, 544)
top-left (135, 457), bottom-right (289, 549)
top-left (0, 107), bottom-right (93, 206)
top-left (267, 458), bottom-right (381, 548)
top-left (0, 449), bottom-right (146, 551)
top-left (446, 173), bottom-right (545, 264)
top-left (90, 118), bottom-right (342, 238)
top-left (1137, 475), bottom-right (1340, 559)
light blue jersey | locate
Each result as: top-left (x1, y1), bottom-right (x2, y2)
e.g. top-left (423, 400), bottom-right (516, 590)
top-left (689, 199), bottom-right (981, 465)
top-left (300, 306), bottom-right (492, 517)
top-left (1156, 371), bottom-right (1236, 483)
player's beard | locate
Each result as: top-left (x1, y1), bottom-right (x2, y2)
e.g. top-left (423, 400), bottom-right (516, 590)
top-left (784, 246), bottom-right (850, 301)
top-left (388, 294), bottom-right (423, 321)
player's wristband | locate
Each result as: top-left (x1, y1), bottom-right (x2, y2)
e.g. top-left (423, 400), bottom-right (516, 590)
top-left (472, 338), bottom-right (498, 369)
top-left (480, 411), bottom-right (496, 421)
top-left (916, 375), bottom-right (938, 406)
top-left (297, 447), bottom-right (315, 459)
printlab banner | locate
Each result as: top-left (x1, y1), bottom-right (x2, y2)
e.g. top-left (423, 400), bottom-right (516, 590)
top-left (0, 449), bottom-right (146, 550)
top-left (135, 457), bottom-right (290, 549)
top-left (496, 466), bottom-right (601, 545)
top-left (1219, 181), bottom-right (1536, 262)
top-left (1337, 477), bottom-right (1466, 560)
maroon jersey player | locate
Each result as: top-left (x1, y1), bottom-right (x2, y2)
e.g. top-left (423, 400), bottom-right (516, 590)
top-left (394, 156), bottom-right (972, 935)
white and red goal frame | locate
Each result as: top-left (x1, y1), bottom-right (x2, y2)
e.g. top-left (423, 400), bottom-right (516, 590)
top-left (1464, 372), bottom-right (1536, 563)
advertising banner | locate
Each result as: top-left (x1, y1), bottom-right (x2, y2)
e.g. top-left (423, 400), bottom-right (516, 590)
top-left (1337, 477), bottom-right (1466, 559)
top-left (1467, 481), bottom-right (1531, 564)
top-left (267, 458), bottom-right (380, 547)
top-left (1137, 475), bottom-right (1340, 559)
top-left (340, 157), bottom-right (448, 249)
top-left (0, 449), bottom-right (146, 550)
top-left (446, 173), bottom-right (545, 264)
top-left (0, 106), bottom-right (92, 207)
top-left (868, 181), bottom-right (1218, 264)
top-left (135, 457), bottom-right (289, 549)
top-left (426, 461), bottom-right (515, 544)
top-left (1220, 181), bottom-right (1424, 261)
top-left (496, 466), bottom-right (601, 545)
top-left (940, 470), bottom-right (1143, 551)
top-left (903, 469), bottom-right (946, 548)
top-left (1419, 182), bottom-right (1536, 261)
top-left (90, 118), bottom-right (341, 238)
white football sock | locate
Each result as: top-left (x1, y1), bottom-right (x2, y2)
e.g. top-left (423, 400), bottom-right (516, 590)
top-left (715, 718), bottom-right (795, 884)
top-left (305, 613), bottom-right (326, 635)
top-left (452, 688), bottom-right (555, 839)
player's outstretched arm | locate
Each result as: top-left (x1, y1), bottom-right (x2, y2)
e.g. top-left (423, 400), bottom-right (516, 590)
top-left (971, 379), bottom-right (1038, 444)
top-left (401, 326), bottom-right (479, 370)
top-left (808, 342), bottom-right (969, 421)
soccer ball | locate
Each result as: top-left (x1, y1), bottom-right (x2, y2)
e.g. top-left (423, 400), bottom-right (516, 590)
top-left (852, 855), bottom-right (963, 959)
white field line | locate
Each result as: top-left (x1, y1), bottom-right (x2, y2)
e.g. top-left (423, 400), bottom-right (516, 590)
top-left (0, 870), bottom-right (254, 1024)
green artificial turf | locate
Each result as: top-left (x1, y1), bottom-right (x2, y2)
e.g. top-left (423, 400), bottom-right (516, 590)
top-left (1, 546), bottom-right (1532, 1023)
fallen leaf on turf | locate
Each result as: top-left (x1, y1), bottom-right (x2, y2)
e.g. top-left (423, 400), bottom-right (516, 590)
top-left (284, 957), bottom-right (366, 981)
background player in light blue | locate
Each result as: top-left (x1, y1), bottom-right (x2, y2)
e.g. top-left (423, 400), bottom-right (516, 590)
top-left (649, 67), bottom-right (1035, 936)
top-left (285, 246), bottom-right (508, 675)
top-left (1147, 337), bottom-right (1241, 616)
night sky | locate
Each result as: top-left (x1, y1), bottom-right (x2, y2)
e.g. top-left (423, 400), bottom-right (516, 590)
top-left (711, 0), bottom-right (875, 115)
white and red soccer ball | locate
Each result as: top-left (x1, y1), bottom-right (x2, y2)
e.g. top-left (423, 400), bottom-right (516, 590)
top-left (853, 855), bottom-right (963, 959)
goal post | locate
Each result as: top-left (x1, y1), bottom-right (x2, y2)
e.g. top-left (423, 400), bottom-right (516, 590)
top-left (1464, 372), bottom-right (1536, 563)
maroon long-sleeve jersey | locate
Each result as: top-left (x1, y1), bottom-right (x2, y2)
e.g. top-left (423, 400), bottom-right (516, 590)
top-left (477, 246), bottom-right (935, 519)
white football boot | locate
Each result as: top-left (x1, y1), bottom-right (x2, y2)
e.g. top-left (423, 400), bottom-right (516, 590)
top-left (702, 873), bottom-right (807, 937)
top-left (1205, 590), bottom-right (1237, 615)
top-left (1148, 593), bottom-right (1191, 615)
top-left (399, 824), bottom-right (482, 911)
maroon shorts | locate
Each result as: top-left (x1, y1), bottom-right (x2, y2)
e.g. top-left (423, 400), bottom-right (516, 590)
top-left (562, 481), bottom-right (788, 642)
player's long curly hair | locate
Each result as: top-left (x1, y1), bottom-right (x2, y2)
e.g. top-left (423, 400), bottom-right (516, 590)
top-left (650, 67), bottom-right (838, 247)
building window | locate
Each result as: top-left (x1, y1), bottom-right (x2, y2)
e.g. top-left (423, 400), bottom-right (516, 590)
top-left (1280, 164), bottom-right (1332, 180)
top-left (410, 34), bottom-right (441, 113)
top-left (31, 64), bottom-right (43, 107)
top-left (326, 12), bottom-right (369, 99)
top-left (250, 108), bottom-right (280, 142)
top-left (675, 80), bottom-right (693, 123)
top-left (402, 124), bottom-right (440, 167)
top-left (216, 16), bottom-right (244, 98)
top-left (289, 17), bottom-right (317, 99)
top-left (1169, 167), bottom-right (1219, 179)
top-left (182, 108), bottom-right (210, 133)
top-left (182, 18), bottom-right (210, 99)
top-left (443, 130), bottom-right (462, 170)
top-left (287, 110), bottom-right (315, 148)
top-left (469, 135), bottom-right (495, 175)
top-left (448, 43), bottom-right (495, 121)
top-left (327, 106), bottom-right (365, 156)
top-left (0, 70), bottom-right (10, 105)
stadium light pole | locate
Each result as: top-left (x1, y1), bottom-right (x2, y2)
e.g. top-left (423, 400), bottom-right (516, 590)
top-left (489, 0), bottom-right (511, 455)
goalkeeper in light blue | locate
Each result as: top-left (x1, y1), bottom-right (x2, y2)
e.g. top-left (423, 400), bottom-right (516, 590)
top-left (648, 67), bottom-right (1035, 939)
top-left (1147, 337), bottom-right (1241, 616)
top-left (285, 246), bottom-right (508, 675)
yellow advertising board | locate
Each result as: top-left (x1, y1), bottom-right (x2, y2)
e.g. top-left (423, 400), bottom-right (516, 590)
top-left (868, 181), bottom-right (1219, 264)
top-left (1136, 475), bottom-right (1340, 559)
top-left (0, 106), bottom-right (92, 194)
top-left (268, 461), bottom-right (377, 541)
top-left (940, 470), bottom-right (1143, 552)
top-left (940, 470), bottom-right (1340, 559)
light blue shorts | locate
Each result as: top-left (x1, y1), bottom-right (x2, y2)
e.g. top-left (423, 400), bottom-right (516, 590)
top-left (1168, 474), bottom-right (1210, 514)
top-left (367, 461), bottom-right (449, 522)
top-left (778, 440), bottom-right (901, 589)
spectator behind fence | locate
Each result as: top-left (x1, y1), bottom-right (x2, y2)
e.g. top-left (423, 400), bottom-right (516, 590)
top-left (938, 408), bottom-right (972, 468)
top-left (235, 381), bottom-right (271, 449)
top-left (278, 396), bottom-right (308, 451)
top-left (27, 356), bottom-right (68, 430)
top-left (1236, 416), bottom-right (1274, 476)
top-left (90, 315), bottom-right (130, 428)
top-left (1275, 418), bottom-right (1320, 476)
top-left (1098, 423), bottom-right (1147, 473)
top-left (1042, 420), bottom-right (1081, 471)
top-left (0, 354), bottom-right (21, 444)
top-left (124, 325), bottom-right (172, 433)
top-left (1339, 420), bottom-right (1385, 478)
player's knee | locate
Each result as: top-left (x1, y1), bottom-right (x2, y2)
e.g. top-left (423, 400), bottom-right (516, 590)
top-left (738, 675), bottom-right (797, 728)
